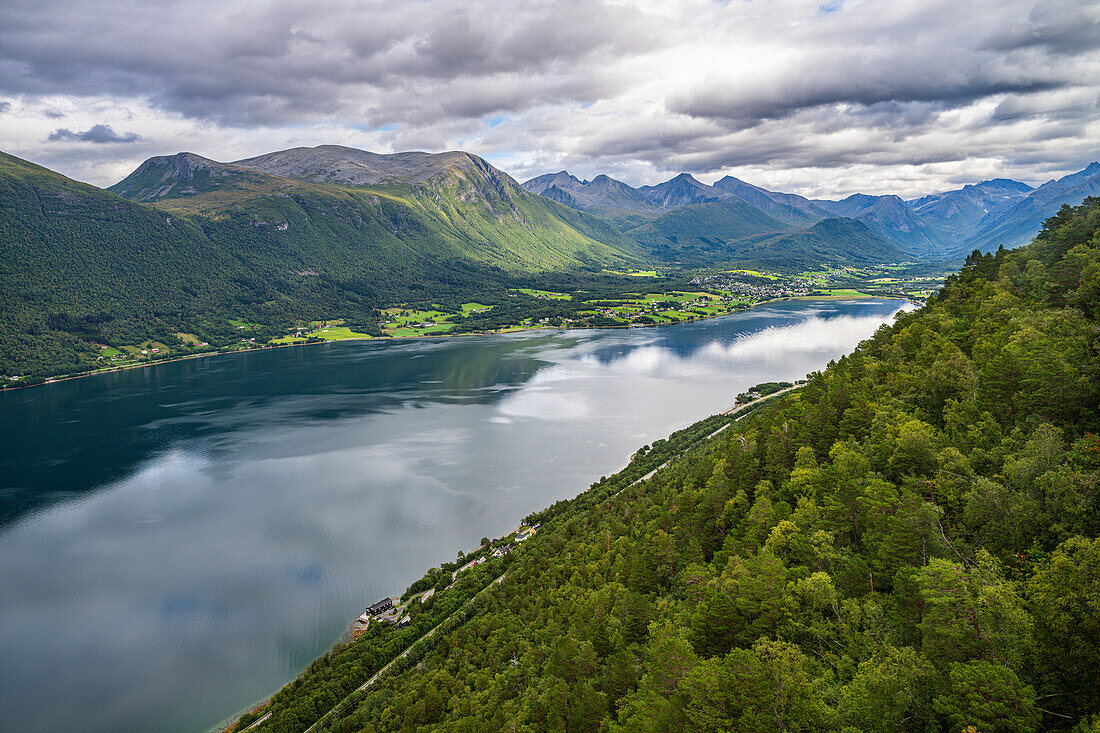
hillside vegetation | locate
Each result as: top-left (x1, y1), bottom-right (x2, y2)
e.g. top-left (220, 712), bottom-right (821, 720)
top-left (241, 199), bottom-right (1100, 732)
top-left (0, 150), bottom-right (640, 381)
top-left (724, 217), bottom-right (902, 268)
top-left (523, 163), bottom-right (1100, 260)
top-left (624, 201), bottom-right (787, 264)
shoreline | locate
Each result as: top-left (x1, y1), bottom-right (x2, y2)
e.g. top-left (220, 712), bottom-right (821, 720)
top-left (213, 382), bottom-right (814, 733)
top-left (212, 518), bottom-right (532, 733)
top-left (3, 293), bottom-right (915, 394)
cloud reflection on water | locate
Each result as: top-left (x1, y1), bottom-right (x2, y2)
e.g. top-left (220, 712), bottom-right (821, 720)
top-left (0, 298), bottom-right (912, 733)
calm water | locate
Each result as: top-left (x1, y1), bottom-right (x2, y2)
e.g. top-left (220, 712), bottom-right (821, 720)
top-left (0, 298), bottom-right (911, 732)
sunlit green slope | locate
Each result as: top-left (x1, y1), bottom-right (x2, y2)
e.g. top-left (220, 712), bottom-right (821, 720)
top-left (0, 149), bottom-right (640, 379)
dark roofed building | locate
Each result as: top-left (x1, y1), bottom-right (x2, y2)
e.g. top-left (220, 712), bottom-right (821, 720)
top-left (367, 597), bottom-right (394, 615)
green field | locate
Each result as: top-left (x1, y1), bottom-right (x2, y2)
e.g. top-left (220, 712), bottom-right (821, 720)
top-left (511, 288), bottom-right (572, 300)
top-left (459, 302), bottom-right (492, 315)
top-left (307, 326), bottom-right (374, 341)
top-left (811, 288), bottom-right (874, 299)
top-left (380, 307), bottom-right (456, 336)
top-left (722, 268), bottom-right (780, 279)
top-left (605, 269), bottom-right (660, 277)
top-left (272, 326), bottom-right (374, 343)
top-left (390, 324), bottom-right (454, 337)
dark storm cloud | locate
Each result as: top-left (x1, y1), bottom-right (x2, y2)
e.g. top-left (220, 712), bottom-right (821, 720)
top-left (0, 0), bottom-right (661, 127)
top-left (990, 94), bottom-right (1099, 123)
top-left (659, 0), bottom-right (1097, 174)
top-left (1, 0), bottom-right (1098, 196)
top-left (0, 100), bottom-right (10, 114)
top-left (666, 21), bottom-right (1075, 129)
top-left (47, 124), bottom-right (141, 143)
top-left (983, 0), bottom-right (1100, 55)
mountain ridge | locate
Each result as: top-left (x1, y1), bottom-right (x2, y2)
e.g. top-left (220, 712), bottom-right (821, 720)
top-left (0, 148), bottom-right (642, 380)
top-left (521, 162), bottom-right (1100, 259)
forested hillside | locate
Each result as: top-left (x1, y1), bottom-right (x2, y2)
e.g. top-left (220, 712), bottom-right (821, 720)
top-left (624, 201), bottom-right (787, 264)
top-left (0, 150), bottom-right (638, 382)
top-left (723, 217), bottom-right (902, 268)
top-left (242, 199), bottom-right (1100, 732)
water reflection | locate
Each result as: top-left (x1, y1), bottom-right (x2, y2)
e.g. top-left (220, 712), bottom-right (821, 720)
top-left (0, 298), bottom-right (912, 733)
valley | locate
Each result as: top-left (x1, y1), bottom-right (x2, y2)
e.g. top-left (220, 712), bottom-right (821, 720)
top-left (6, 3), bottom-right (1100, 732)
top-left (3, 145), bottom-right (1096, 388)
top-left (5, 264), bottom-right (948, 387)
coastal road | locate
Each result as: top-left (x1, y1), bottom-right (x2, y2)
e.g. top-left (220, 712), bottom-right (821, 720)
top-left (721, 383), bottom-right (803, 417)
top-left (257, 386), bottom-right (805, 732)
top-left (298, 572), bottom-right (507, 733)
top-left (622, 383), bottom-right (805, 492)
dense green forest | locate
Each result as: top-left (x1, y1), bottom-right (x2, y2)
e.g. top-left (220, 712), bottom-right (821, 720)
top-left (0, 151), bottom-right (639, 382)
top-left (239, 199), bottom-right (1100, 732)
top-left (0, 148), bottom-right (952, 385)
top-left (625, 204), bottom-right (904, 269)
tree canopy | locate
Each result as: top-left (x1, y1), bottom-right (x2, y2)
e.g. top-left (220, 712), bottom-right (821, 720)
top-left (240, 198), bottom-right (1100, 732)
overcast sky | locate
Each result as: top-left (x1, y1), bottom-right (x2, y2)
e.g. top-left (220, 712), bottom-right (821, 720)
top-left (1, 0), bottom-right (1097, 198)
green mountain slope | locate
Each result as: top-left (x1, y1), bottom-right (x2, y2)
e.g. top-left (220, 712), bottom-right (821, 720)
top-left (726, 217), bottom-right (905, 267)
top-left (0, 151), bottom-right (255, 378)
top-left (624, 200), bottom-right (788, 264)
top-left (240, 199), bottom-right (1100, 733)
top-left (110, 148), bottom-right (643, 273)
top-left (0, 149), bottom-right (640, 381)
top-left (106, 151), bottom-right (270, 200)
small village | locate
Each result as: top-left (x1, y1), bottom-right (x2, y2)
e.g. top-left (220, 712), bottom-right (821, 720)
top-left (348, 523), bottom-right (539, 640)
top-left (690, 273), bottom-right (815, 300)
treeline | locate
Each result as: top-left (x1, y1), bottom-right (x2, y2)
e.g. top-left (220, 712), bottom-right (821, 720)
top-left (247, 198), bottom-right (1100, 732)
top-left (232, 561), bottom-right (514, 733)
top-left (0, 151), bottom-right (641, 382)
top-left (234, 412), bottom-right (733, 733)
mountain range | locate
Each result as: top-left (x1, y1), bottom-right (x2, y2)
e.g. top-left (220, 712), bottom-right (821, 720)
top-left (2, 142), bottom-right (1098, 381)
top-left (0, 146), bottom-right (643, 379)
top-left (523, 162), bottom-right (1100, 260)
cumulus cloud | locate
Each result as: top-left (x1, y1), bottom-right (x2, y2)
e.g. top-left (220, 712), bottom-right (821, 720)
top-left (0, 0), bottom-right (1097, 196)
top-left (46, 123), bottom-right (141, 143)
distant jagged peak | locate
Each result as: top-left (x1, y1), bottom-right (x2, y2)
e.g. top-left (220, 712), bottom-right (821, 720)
top-left (639, 172), bottom-right (713, 192)
top-left (827, 192), bottom-right (907, 213)
top-left (714, 174), bottom-right (763, 189)
top-left (587, 173), bottom-right (638, 191)
top-left (638, 172), bottom-right (731, 208)
top-left (522, 170), bottom-right (584, 194)
top-left (666, 172), bottom-right (706, 186)
top-left (1035, 160), bottom-right (1100, 189)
